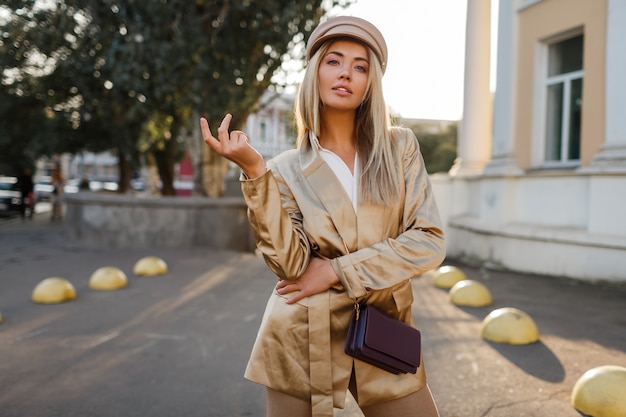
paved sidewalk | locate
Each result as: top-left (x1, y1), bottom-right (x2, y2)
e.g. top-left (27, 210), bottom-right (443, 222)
top-left (0, 211), bottom-right (625, 416)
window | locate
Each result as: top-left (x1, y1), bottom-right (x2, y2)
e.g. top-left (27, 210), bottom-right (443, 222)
top-left (260, 122), bottom-right (267, 141)
top-left (543, 34), bottom-right (583, 166)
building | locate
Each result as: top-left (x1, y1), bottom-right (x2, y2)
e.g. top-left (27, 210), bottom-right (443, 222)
top-left (244, 91), bottom-right (297, 161)
top-left (67, 151), bottom-right (118, 181)
top-left (432, 0), bottom-right (626, 284)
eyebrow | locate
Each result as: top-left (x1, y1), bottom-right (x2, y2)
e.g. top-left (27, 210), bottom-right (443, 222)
top-left (326, 50), bottom-right (369, 64)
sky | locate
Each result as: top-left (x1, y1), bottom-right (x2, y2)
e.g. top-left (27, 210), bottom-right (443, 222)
top-left (0, 1), bottom-right (473, 121)
top-left (333, 0), bottom-right (470, 121)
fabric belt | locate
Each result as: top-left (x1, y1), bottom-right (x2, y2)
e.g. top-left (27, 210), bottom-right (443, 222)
top-left (308, 291), bottom-right (334, 417)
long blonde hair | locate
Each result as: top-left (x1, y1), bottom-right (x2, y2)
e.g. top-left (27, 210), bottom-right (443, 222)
top-left (295, 40), bottom-right (402, 204)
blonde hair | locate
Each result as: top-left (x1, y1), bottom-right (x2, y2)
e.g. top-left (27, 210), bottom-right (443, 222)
top-left (295, 40), bottom-right (402, 204)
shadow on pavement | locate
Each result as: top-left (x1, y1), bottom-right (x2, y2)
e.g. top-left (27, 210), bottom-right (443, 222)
top-left (487, 341), bottom-right (566, 383)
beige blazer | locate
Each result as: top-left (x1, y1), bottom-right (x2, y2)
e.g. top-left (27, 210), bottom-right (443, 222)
top-left (242, 127), bottom-right (445, 415)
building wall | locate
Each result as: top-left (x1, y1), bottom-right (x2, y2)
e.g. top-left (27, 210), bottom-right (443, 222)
top-left (436, 0), bottom-right (626, 285)
top-left (516, 0), bottom-right (607, 168)
top-left (244, 92), bottom-right (296, 161)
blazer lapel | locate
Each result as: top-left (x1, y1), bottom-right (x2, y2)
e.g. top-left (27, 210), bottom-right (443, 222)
top-left (300, 133), bottom-right (358, 251)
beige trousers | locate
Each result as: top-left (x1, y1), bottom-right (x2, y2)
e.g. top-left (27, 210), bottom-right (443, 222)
top-left (266, 384), bottom-right (440, 417)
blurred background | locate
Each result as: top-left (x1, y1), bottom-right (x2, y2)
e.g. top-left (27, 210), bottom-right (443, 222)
top-left (1, 0), bottom-right (625, 285)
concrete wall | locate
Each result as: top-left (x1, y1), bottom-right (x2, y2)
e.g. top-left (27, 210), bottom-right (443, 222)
top-left (64, 193), bottom-right (256, 252)
top-left (431, 172), bottom-right (626, 285)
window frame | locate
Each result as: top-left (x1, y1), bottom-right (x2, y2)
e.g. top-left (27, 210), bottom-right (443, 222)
top-left (532, 28), bottom-right (584, 169)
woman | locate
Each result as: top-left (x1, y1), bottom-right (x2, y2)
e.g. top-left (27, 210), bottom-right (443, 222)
top-left (50, 165), bottom-right (65, 221)
top-left (201, 16), bottom-right (445, 417)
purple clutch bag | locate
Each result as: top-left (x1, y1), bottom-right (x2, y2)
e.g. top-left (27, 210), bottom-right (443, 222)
top-left (345, 303), bottom-right (421, 374)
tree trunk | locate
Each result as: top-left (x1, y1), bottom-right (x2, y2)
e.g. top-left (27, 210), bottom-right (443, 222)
top-left (153, 137), bottom-right (177, 196)
top-left (202, 143), bottom-right (229, 197)
top-left (186, 111), bottom-right (206, 197)
top-left (117, 149), bottom-right (132, 194)
top-left (142, 153), bottom-right (162, 195)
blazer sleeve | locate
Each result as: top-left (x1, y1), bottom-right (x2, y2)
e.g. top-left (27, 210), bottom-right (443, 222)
top-left (241, 165), bottom-right (311, 280)
top-left (330, 129), bottom-right (446, 299)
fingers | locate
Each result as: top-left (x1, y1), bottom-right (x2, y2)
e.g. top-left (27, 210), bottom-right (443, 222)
top-left (200, 114), bottom-right (261, 174)
top-left (233, 131), bottom-right (248, 144)
top-left (285, 292), bottom-right (304, 305)
top-left (217, 113), bottom-right (232, 142)
top-left (275, 279), bottom-right (292, 292)
top-left (200, 114), bottom-right (233, 147)
top-left (276, 280), bottom-right (305, 305)
top-left (200, 117), bottom-right (214, 144)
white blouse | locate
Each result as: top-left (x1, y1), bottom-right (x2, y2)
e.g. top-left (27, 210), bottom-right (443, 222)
top-left (320, 148), bottom-right (359, 214)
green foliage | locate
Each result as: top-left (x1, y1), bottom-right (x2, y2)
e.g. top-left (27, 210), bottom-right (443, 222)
top-left (0, 0), bottom-right (352, 191)
top-left (413, 124), bottom-right (458, 174)
top-left (0, 86), bottom-right (44, 174)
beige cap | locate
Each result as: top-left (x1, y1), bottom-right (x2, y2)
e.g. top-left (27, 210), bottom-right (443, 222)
top-left (306, 16), bottom-right (388, 73)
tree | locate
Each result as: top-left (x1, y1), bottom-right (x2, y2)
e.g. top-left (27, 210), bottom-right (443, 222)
top-left (0, 84), bottom-right (44, 174)
top-left (1, 1), bottom-right (353, 195)
top-left (1, 1), bottom-right (151, 190)
top-left (412, 124), bottom-right (458, 174)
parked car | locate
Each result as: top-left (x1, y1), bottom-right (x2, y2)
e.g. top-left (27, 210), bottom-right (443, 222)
top-left (35, 176), bottom-right (55, 202)
top-left (64, 178), bottom-right (80, 194)
top-left (0, 176), bottom-right (22, 216)
top-left (131, 178), bottom-right (145, 192)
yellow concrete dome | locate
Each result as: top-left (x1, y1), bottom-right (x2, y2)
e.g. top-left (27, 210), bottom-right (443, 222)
top-left (31, 277), bottom-right (77, 304)
top-left (133, 256), bottom-right (168, 276)
top-left (449, 280), bottom-right (493, 307)
top-left (89, 266), bottom-right (128, 290)
top-left (571, 365), bottom-right (626, 417)
top-left (481, 307), bottom-right (539, 345)
top-left (433, 265), bottom-right (468, 289)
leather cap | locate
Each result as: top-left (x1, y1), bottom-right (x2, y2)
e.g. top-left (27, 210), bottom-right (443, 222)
top-left (306, 16), bottom-right (388, 74)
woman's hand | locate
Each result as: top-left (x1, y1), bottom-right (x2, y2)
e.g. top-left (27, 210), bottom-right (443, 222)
top-left (276, 258), bottom-right (340, 304)
top-left (200, 114), bottom-right (267, 179)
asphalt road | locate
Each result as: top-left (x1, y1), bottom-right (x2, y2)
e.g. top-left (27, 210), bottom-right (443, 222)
top-left (0, 210), bottom-right (625, 417)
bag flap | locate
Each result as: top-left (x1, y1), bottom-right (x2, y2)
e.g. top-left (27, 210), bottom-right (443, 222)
top-left (362, 305), bottom-right (421, 367)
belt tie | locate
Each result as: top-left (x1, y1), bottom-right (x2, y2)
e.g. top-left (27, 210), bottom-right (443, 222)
top-left (308, 291), bottom-right (334, 417)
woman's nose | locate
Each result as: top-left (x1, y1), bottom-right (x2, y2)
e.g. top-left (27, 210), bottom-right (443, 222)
top-left (339, 66), bottom-right (351, 80)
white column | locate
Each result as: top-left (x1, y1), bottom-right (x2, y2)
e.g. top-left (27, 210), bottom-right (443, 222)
top-left (484, 0), bottom-right (523, 175)
top-left (587, 0), bottom-right (626, 172)
top-left (450, 0), bottom-right (492, 177)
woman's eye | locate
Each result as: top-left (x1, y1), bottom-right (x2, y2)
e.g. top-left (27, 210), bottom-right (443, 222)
top-left (327, 59), bottom-right (339, 65)
top-left (355, 65), bottom-right (367, 72)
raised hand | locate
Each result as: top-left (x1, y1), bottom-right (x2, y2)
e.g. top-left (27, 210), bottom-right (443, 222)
top-left (200, 114), bottom-right (267, 179)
